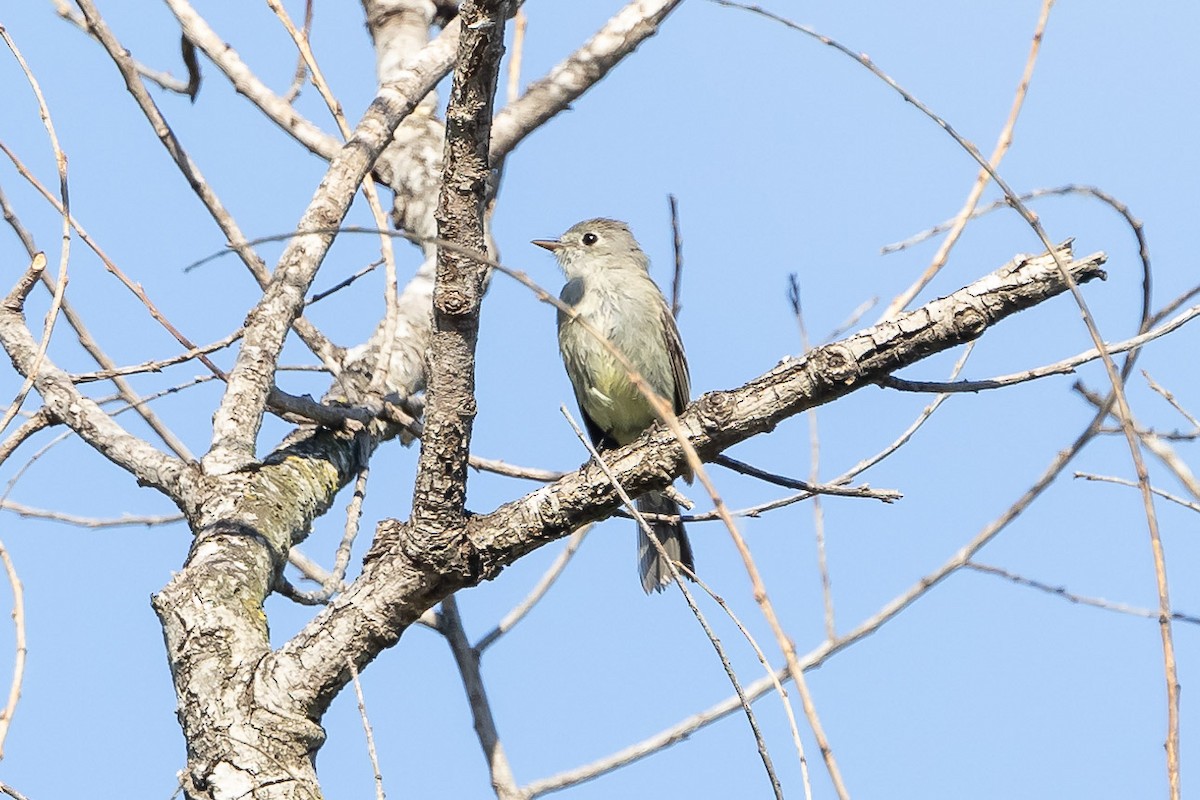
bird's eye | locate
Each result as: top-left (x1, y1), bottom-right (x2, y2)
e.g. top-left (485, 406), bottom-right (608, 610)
top-left (581, 232), bottom-right (598, 246)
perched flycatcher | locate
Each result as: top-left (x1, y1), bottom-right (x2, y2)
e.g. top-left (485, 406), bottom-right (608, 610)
top-left (534, 218), bottom-right (694, 593)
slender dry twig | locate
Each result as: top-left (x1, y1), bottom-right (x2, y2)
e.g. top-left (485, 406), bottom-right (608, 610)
top-left (48, 1), bottom-right (192, 93)
top-left (880, 303), bottom-right (1199, 394)
top-left (1077, 384), bottom-right (1200, 504)
top-left (1143, 371), bottom-right (1200, 431)
top-left (711, 456), bottom-right (900, 501)
top-left (654, 401), bottom-right (850, 799)
top-left (1075, 472), bottom-right (1200, 515)
top-left (790, 274), bottom-right (836, 639)
top-left (474, 526), bottom-right (589, 654)
top-left (0, 538), bottom-right (26, 759)
top-left (823, 297), bottom-right (877, 343)
top-left (0, 501), bottom-right (183, 529)
top-left (668, 194), bottom-right (684, 319)
top-left (506, 6), bottom-right (526, 104)
top-left (70, 329), bottom-right (242, 384)
top-left (347, 658), bottom-right (387, 800)
top-left (441, 596), bottom-right (521, 800)
top-left (878, 0), bottom-right (1054, 321)
top-left (966, 561), bottom-right (1200, 625)
top-left (0, 149), bottom-right (201, 460)
top-left (883, 186), bottom-right (1151, 305)
top-left (283, 0), bottom-right (315, 102)
top-left (837, 343), bottom-right (974, 481)
top-left (684, 566), bottom-right (814, 800)
top-left (468, 455), bottom-right (566, 483)
top-left (163, 0), bottom-right (339, 159)
top-left (560, 407), bottom-right (784, 800)
top-left (264, 0), bottom-right (401, 401)
top-left (1149, 284), bottom-right (1200, 330)
top-left (0, 142), bottom-right (226, 381)
top-left (309, 259), bottom-right (384, 305)
top-left (0, 31), bottom-right (72, 440)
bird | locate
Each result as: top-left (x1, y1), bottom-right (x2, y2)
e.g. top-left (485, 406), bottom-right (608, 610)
top-left (533, 218), bottom-right (694, 593)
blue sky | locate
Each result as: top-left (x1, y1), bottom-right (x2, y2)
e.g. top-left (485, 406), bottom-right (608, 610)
top-left (1, 2), bottom-right (1198, 798)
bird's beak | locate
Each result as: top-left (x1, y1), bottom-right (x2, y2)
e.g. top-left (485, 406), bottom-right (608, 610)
top-left (531, 238), bottom-right (562, 252)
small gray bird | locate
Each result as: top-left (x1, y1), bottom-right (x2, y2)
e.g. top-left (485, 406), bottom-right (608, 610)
top-left (533, 218), bottom-right (694, 593)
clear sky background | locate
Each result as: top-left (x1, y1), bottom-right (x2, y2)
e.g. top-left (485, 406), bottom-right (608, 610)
top-left (1, 2), bottom-right (1198, 798)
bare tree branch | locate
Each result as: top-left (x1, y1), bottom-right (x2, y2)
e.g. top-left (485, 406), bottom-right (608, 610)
top-left (269, 241), bottom-right (1107, 714)
top-left (442, 596), bottom-right (521, 800)
top-left (410, 0), bottom-right (509, 532)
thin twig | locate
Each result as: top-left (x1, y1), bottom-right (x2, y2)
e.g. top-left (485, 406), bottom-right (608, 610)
top-left (506, 7), bottom-right (526, 104)
top-left (0, 157), bottom-right (196, 460)
top-left (309, 259), bottom-right (384, 304)
top-left (1074, 472), bottom-right (1200, 515)
top-left (561, 408), bottom-right (784, 800)
top-left (0, 501), bottom-right (183, 529)
top-left (0, 539), bottom-right (26, 759)
top-left (685, 566), bottom-right (814, 800)
top-left (69, 329), bottom-right (242, 384)
top-left (474, 526), bottom-right (590, 654)
top-left (0, 29), bottom-right (72, 440)
top-left (441, 596), bottom-right (521, 800)
top-left (790, 274), bottom-right (835, 640)
top-left (877, 0), bottom-right (1054, 321)
top-left (468, 455), bottom-right (566, 483)
top-left (966, 562), bottom-right (1200, 625)
top-left (668, 194), bottom-right (684, 319)
top-left (0, 142), bottom-right (226, 381)
top-left (48, 1), bottom-right (191, 93)
top-left (283, 0), bottom-right (315, 102)
top-left (711, 456), bottom-right (900, 501)
top-left (347, 659), bottom-right (387, 800)
top-left (1143, 371), bottom-right (1200, 431)
top-left (265, 0), bottom-right (400, 400)
top-left (880, 305), bottom-right (1198, 394)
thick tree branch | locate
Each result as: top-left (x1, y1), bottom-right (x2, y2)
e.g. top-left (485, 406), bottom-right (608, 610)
top-left (270, 242), bottom-right (1107, 712)
top-left (151, 423), bottom-right (377, 799)
top-left (410, 0), bottom-right (509, 533)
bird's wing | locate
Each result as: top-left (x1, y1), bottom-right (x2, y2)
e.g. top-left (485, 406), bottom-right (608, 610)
top-left (661, 300), bottom-right (690, 414)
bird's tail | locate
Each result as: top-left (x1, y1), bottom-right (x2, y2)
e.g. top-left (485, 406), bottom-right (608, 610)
top-left (636, 490), bottom-right (695, 593)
